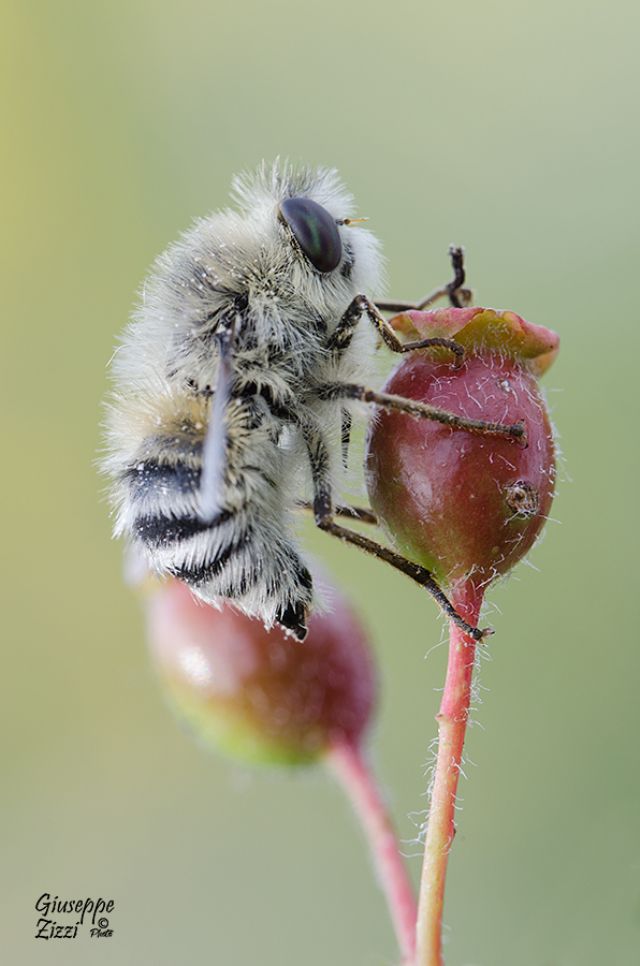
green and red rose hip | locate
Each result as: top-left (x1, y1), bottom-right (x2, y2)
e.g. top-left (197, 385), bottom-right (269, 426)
top-left (147, 578), bottom-right (376, 766)
top-left (366, 307), bottom-right (559, 592)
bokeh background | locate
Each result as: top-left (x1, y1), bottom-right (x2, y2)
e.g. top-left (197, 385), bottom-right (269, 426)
top-left (2, 1), bottom-right (639, 963)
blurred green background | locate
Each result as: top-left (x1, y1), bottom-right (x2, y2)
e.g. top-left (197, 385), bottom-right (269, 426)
top-left (2, 1), bottom-right (639, 963)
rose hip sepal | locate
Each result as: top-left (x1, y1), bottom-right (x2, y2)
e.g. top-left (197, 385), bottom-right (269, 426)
top-left (147, 579), bottom-right (376, 767)
top-left (366, 306), bottom-right (559, 589)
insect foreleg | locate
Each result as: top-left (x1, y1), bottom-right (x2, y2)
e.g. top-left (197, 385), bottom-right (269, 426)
top-left (300, 423), bottom-right (490, 642)
top-left (327, 294), bottom-right (464, 361)
top-left (376, 245), bottom-right (473, 312)
top-left (315, 383), bottom-right (526, 443)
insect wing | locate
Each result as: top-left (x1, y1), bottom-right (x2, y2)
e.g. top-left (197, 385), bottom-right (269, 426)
top-left (197, 323), bottom-right (235, 523)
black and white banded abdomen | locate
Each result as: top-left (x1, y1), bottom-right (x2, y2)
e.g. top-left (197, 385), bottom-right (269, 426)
top-left (110, 395), bottom-right (313, 640)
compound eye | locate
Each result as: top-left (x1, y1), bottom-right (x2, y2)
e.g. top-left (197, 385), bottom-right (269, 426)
top-left (279, 197), bottom-right (342, 274)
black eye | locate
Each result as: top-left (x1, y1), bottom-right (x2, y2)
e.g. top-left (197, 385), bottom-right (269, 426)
top-left (279, 197), bottom-right (342, 274)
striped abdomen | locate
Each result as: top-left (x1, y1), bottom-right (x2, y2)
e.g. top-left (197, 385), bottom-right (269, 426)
top-left (115, 400), bottom-right (313, 640)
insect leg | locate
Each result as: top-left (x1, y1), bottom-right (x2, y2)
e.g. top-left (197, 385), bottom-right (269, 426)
top-left (341, 408), bottom-right (352, 468)
top-left (301, 424), bottom-right (489, 642)
top-left (328, 294), bottom-right (464, 361)
top-left (376, 245), bottom-right (472, 312)
top-left (316, 383), bottom-right (526, 443)
top-left (295, 501), bottom-right (378, 525)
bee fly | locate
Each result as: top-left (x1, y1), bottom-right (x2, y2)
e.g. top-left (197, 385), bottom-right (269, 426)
top-left (103, 162), bottom-right (523, 641)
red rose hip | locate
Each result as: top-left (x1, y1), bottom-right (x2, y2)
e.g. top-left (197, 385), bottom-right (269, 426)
top-left (366, 307), bottom-right (558, 589)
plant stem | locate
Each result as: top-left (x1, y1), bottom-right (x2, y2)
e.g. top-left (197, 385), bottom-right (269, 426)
top-left (415, 580), bottom-right (484, 966)
top-left (328, 740), bottom-right (417, 963)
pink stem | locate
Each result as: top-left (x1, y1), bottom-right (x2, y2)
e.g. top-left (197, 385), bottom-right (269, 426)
top-left (328, 740), bottom-right (417, 963)
top-left (415, 580), bottom-right (484, 966)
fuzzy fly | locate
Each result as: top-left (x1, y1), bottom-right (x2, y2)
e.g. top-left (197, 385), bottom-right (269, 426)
top-left (104, 162), bottom-right (521, 641)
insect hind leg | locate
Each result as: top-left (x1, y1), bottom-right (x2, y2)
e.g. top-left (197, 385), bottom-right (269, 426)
top-left (274, 557), bottom-right (313, 641)
top-left (301, 422), bottom-right (491, 642)
top-left (209, 529), bottom-right (313, 642)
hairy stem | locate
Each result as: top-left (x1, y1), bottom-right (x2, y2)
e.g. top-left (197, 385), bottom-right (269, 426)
top-left (415, 580), bottom-right (484, 965)
top-left (328, 740), bottom-right (417, 963)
